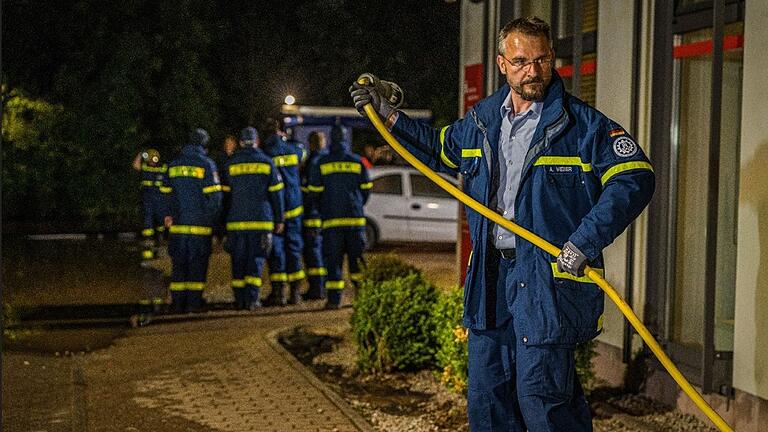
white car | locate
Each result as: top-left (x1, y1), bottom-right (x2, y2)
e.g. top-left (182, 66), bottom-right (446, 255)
top-left (364, 166), bottom-right (459, 248)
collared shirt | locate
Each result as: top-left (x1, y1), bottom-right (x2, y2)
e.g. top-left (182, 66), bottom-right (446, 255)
top-left (493, 93), bottom-right (542, 249)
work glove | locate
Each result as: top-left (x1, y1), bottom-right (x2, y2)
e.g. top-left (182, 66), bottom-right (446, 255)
top-left (349, 73), bottom-right (403, 123)
top-left (556, 241), bottom-right (589, 277)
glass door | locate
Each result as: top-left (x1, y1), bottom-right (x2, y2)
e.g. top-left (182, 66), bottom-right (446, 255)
top-left (666, 22), bottom-right (743, 390)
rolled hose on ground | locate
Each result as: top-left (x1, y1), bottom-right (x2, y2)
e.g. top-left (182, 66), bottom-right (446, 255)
top-left (357, 76), bottom-right (733, 432)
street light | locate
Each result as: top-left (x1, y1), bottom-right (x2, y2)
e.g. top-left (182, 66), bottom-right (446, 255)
top-left (284, 95), bottom-right (296, 105)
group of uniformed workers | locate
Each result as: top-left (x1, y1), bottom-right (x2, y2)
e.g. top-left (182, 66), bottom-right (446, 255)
top-left (135, 122), bottom-right (369, 312)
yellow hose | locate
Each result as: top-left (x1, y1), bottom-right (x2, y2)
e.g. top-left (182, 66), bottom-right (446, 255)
top-left (357, 80), bottom-right (733, 432)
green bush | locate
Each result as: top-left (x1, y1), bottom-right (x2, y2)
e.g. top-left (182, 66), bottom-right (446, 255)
top-left (433, 286), bottom-right (468, 393)
top-left (361, 253), bottom-right (422, 284)
top-left (576, 340), bottom-right (598, 390)
top-left (351, 270), bottom-right (439, 372)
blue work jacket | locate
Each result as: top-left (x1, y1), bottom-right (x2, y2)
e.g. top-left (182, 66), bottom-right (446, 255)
top-left (262, 135), bottom-right (305, 220)
top-left (307, 140), bottom-right (371, 230)
top-left (391, 73), bottom-right (655, 344)
top-left (221, 147), bottom-right (285, 232)
top-left (164, 145), bottom-right (223, 232)
top-left (140, 162), bottom-right (167, 200)
top-left (301, 149), bottom-right (327, 229)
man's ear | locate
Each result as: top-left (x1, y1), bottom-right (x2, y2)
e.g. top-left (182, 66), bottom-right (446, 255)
top-left (496, 55), bottom-right (507, 76)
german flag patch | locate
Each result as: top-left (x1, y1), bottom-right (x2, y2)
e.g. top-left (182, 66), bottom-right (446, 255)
top-left (609, 128), bottom-right (625, 137)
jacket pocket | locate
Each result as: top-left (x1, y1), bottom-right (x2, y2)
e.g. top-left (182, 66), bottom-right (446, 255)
top-left (551, 263), bottom-right (604, 332)
top-left (459, 148), bottom-right (483, 177)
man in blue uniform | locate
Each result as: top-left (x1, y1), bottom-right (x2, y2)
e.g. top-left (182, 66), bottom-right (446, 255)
top-left (300, 131), bottom-right (328, 300)
top-left (351, 17), bottom-right (655, 432)
top-left (307, 126), bottom-right (372, 309)
top-left (164, 128), bottom-right (223, 313)
top-left (261, 120), bottom-right (306, 306)
top-left (221, 127), bottom-right (285, 310)
top-left (133, 148), bottom-right (168, 262)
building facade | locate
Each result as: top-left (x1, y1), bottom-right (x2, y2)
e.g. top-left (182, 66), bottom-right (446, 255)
top-left (458, 0), bottom-right (767, 429)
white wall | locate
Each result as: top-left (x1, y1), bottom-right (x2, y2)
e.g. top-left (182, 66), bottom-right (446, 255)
top-left (594, 0), bottom-right (636, 349)
top-left (733, 1), bottom-right (768, 400)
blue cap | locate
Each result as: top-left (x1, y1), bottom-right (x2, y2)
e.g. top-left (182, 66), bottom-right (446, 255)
top-left (190, 128), bottom-right (210, 147)
top-left (240, 126), bottom-right (259, 142)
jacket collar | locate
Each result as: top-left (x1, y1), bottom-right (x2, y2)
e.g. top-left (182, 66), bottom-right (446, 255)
top-left (182, 144), bottom-right (206, 156)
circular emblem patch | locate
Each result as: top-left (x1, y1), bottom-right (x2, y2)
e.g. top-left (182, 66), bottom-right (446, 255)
top-left (613, 137), bottom-right (638, 158)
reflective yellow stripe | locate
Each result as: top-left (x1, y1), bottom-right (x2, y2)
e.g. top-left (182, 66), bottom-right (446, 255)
top-left (270, 273), bottom-right (288, 282)
top-left (320, 162), bottom-right (362, 175)
top-left (186, 282), bottom-right (204, 291)
top-left (169, 165), bottom-right (205, 178)
top-left (203, 184), bottom-right (223, 194)
top-left (350, 273), bottom-right (363, 282)
top-left (226, 221), bottom-right (274, 231)
top-left (142, 250), bottom-right (154, 260)
top-left (307, 185), bottom-right (324, 193)
top-left (301, 186), bottom-right (309, 193)
top-left (467, 250), bottom-right (473, 267)
top-left (141, 180), bottom-right (154, 187)
top-left (461, 148), bottom-right (482, 158)
top-left (287, 270), bottom-right (305, 282)
top-left (439, 126), bottom-right (459, 169)
top-left (142, 228), bottom-right (155, 237)
top-left (139, 299), bottom-right (151, 305)
top-left (303, 218), bottom-right (322, 228)
top-left (285, 206), bottom-right (304, 219)
top-left (229, 162), bottom-right (271, 176)
top-left (268, 182), bottom-right (285, 192)
top-left (534, 156), bottom-right (592, 172)
top-left (159, 186), bottom-right (172, 194)
top-left (221, 185), bottom-right (231, 192)
top-left (322, 218), bottom-right (366, 229)
top-left (550, 263), bottom-right (604, 283)
top-left (360, 182), bottom-right (373, 190)
top-left (169, 225), bottom-right (212, 235)
top-left (326, 280), bottom-right (345, 289)
top-left (245, 276), bottom-right (263, 286)
top-left (307, 267), bottom-right (327, 276)
top-left (142, 164), bottom-right (167, 173)
top-left (597, 313), bottom-right (605, 331)
top-left (600, 161), bottom-right (654, 185)
top-left (272, 154), bottom-right (299, 167)
top-left (169, 282), bottom-right (186, 291)
top-left (232, 279), bottom-right (246, 288)
top-left (156, 226), bottom-right (165, 232)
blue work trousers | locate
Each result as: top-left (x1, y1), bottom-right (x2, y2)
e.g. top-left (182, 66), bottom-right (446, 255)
top-left (141, 193), bottom-right (166, 259)
top-left (467, 255), bottom-right (592, 432)
top-left (322, 227), bottom-right (366, 305)
top-left (227, 232), bottom-right (270, 309)
top-left (268, 217), bottom-right (304, 285)
top-left (302, 227), bottom-right (325, 297)
top-left (168, 234), bottom-right (211, 313)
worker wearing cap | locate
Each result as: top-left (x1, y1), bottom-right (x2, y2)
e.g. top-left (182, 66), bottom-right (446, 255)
top-left (164, 128), bottom-right (223, 313)
top-left (221, 126), bottom-right (285, 310)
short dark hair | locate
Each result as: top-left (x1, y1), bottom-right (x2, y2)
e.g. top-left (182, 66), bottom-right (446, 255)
top-left (498, 16), bottom-right (551, 54)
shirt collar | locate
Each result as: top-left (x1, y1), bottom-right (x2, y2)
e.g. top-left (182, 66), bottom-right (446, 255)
top-left (500, 91), bottom-right (542, 120)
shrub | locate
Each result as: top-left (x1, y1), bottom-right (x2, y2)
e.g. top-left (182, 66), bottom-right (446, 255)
top-left (351, 271), bottom-right (439, 372)
top-left (575, 339), bottom-right (598, 390)
top-left (433, 286), bottom-right (468, 393)
top-left (361, 253), bottom-right (421, 284)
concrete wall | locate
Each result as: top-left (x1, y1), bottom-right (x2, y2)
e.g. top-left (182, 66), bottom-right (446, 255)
top-left (733, 0), bottom-right (768, 401)
top-left (594, 0), bottom-right (637, 350)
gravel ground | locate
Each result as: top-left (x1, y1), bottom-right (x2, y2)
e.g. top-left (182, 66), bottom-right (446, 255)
top-left (281, 325), bottom-right (719, 432)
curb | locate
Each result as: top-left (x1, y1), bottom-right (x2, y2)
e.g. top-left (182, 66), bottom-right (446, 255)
top-left (265, 327), bottom-right (375, 432)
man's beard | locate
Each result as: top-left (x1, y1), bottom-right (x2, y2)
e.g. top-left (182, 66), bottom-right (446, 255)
top-left (512, 77), bottom-right (546, 101)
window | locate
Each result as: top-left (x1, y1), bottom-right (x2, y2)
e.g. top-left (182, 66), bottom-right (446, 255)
top-left (371, 174), bottom-right (402, 195)
top-left (410, 174), bottom-right (452, 199)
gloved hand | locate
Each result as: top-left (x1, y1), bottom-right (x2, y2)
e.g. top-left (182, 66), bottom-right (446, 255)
top-left (556, 241), bottom-right (589, 277)
top-left (349, 73), bottom-right (402, 121)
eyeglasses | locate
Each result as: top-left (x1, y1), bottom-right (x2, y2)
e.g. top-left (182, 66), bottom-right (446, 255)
top-left (501, 55), bottom-right (553, 71)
